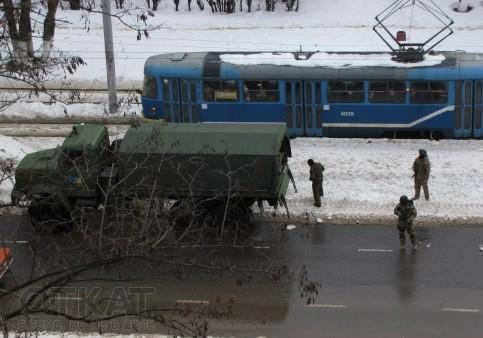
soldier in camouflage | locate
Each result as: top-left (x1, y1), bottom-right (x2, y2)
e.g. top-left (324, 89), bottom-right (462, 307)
top-left (394, 195), bottom-right (418, 251)
top-left (307, 158), bottom-right (325, 207)
top-left (412, 149), bottom-right (431, 201)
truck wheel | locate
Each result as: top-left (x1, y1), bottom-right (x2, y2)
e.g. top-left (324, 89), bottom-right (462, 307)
top-left (212, 201), bottom-right (255, 239)
top-left (169, 200), bottom-right (194, 239)
top-left (27, 198), bottom-right (73, 233)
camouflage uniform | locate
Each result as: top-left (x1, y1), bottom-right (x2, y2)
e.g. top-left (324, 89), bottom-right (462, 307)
top-left (394, 197), bottom-right (418, 250)
top-left (412, 149), bottom-right (431, 201)
top-left (309, 161), bottom-right (325, 207)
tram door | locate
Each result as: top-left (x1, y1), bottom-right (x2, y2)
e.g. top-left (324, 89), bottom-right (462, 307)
top-left (304, 81), bottom-right (324, 137)
top-left (162, 78), bottom-right (199, 122)
top-left (474, 81), bottom-right (483, 138)
top-left (454, 80), bottom-right (473, 138)
top-left (285, 81), bottom-right (304, 137)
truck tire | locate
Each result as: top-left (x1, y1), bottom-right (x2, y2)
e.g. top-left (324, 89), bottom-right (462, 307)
top-left (27, 196), bottom-right (73, 233)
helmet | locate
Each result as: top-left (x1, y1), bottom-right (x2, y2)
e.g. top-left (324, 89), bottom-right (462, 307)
top-left (400, 195), bottom-right (409, 204)
top-left (307, 159), bottom-right (314, 166)
top-left (419, 149), bottom-right (427, 157)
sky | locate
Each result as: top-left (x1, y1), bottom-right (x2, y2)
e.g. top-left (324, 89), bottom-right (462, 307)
top-left (1, 0), bottom-right (483, 225)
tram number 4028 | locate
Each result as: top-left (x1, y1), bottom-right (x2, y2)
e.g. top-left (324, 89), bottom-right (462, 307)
top-left (340, 111), bottom-right (354, 117)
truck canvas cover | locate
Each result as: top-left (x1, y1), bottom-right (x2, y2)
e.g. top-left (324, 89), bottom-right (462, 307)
top-left (118, 122), bottom-right (291, 200)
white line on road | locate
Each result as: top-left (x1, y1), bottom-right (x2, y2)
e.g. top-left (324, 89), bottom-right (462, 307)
top-left (358, 248), bottom-right (393, 253)
top-left (176, 299), bottom-right (210, 305)
top-left (254, 246), bottom-right (271, 249)
top-left (440, 308), bottom-right (480, 313)
top-left (307, 304), bottom-right (347, 308)
top-left (1, 240), bottom-right (29, 244)
top-left (52, 296), bottom-right (83, 301)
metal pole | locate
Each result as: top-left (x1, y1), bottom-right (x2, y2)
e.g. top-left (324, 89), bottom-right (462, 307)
top-left (101, 0), bottom-right (118, 114)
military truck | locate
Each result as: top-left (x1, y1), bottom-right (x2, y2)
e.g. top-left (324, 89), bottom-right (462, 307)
top-left (11, 121), bottom-right (295, 231)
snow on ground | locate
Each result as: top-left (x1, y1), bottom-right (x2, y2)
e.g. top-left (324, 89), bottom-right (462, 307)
top-left (284, 137), bottom-right (483, 224)
top-left (1, 0), bottom-right (483, 224)
top-left (2, 132), bottom-right (483, 225)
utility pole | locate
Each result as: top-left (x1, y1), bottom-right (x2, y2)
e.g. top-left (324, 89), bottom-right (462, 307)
top-left (102, 0), bottom-right (118, 114)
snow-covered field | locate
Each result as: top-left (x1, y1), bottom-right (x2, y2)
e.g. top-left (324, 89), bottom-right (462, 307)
top-left (1, 0), bottom-right (483, 225)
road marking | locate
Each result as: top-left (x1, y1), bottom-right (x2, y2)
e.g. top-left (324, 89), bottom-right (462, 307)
top-left (358, 248), bottom-right (393, 253)
top-left (176, 299), bottom-right (210, 305)
top-left (1, 240), bottom-right (29, 244)
top-left (254, 246), bottom-right (271, 249)
top-left (52, 296), bottom-right (83, 301)
top-left (440, 308), bottom-right (480, 313)
top-left (307, 304), bottom-right (347, 308)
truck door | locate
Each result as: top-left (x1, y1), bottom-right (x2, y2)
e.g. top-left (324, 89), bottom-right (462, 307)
top-left (454, 80), bottom-right (473, 138)
top-left (474, 81), bottom-right (483, 138)
top-left (285, 81), bottom-right (304, 137)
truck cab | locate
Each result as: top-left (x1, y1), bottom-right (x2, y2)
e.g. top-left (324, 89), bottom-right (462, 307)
top-left (60, 124), bottom-right (111, 206)
top-left (11, 124), bottom-right (112, 228)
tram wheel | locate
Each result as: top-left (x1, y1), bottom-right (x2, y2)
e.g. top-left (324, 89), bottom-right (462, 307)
top-left (382, 131), bottom-right (395, 139)
top-left (430, 131), bottom-right (444, 141)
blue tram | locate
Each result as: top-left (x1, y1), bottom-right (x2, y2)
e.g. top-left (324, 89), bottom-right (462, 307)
top-left (141, 51), bottom-right (483, 139)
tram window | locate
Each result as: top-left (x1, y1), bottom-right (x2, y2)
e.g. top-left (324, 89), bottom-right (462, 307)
top-left (315, 83), bottom-right (322, 105)
top-left (305, 108), bottom-right (313, 128)
top-left (192, 105), bottom-right (201, 122)
top-left (162, 79), bottom-right (170, 102)
top-left (172, 79), bottom-right (179, 102)
top-left (173, 104), bottom-right (181, 122)
top-left (142, 75), bottom-right (157, 98)
top-left (243, 80), bottom-right (279, 102)
top-left (190, 81), bottom-right (197, 102)
top-left (465, 82), bottom-right (472, 105)
top-left (464, 107), bottom-right (471, 129)
top-left (182, 104), bottom-right (190, 122)
top-left (305, 82), bottom-right (312, 103)
top-left (203, 80), bottom-right (239, 102)
top-left (328, 81), bottom-right (364, 103)
top-left (286, 106), bottom-right (293, 128)
top-left (295, 82), bottom-right (302, 104)
top-left (163, 103), bottom-right (171, 121)
top-left (369, 81), bottom-right (406, 103)
top-left (286, 82), bottom-right (292, 104)
top-left (455, 81), bottom-right (462, 105)
top-left (475, 107), bottom-right (482, 129)
top-left (476, 81), bottom-right (482, 104)
top-left (410, 81), bottom-right (447, 104)
top-left (316, 107), bottom-right (323, 129)
top-left (181, 80), bottom-right (189, 103)
top-left (296, 106), bottom-right (303, 128)
top-left (455, 106), bottom-right (461, 129)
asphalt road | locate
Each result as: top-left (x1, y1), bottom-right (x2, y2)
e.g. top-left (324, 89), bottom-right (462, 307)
top-left (2, 215), bottom-right (483, 338)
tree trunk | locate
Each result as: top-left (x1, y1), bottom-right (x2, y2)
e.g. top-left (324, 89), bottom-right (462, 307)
top-left (19, 0), bottom-right (34, 59)
top-left (3, 0), bottom-right (21, 58)
top-left (42, 0), bottom-right (60, 61)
